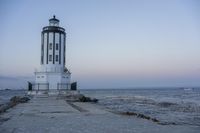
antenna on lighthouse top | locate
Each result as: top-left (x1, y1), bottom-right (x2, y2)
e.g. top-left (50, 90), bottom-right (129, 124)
top-left (53, 15), bottom-right (56, 19)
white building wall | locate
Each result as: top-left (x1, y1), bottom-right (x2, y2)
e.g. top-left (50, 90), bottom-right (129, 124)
top-left (55, 33), bottom-right (60, 65)
top-left (35, 73), bottom-right (47, 83)
top-left (35, 72), bottom-right (71, 90)
top-left (48, 32), bottom-right (53, 66)
top-left (47, 73), bottom-right (61, 89)
top-left (43, 33), bottom-right (47, 67)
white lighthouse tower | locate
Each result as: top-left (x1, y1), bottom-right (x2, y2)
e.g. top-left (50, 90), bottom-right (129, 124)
top-left (34, 15), bottom-right (71, 91)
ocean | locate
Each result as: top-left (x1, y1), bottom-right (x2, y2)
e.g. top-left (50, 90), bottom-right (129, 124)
top-left (81, 88), bottom-right (200, 127)
top-left (0, 88), bottom-right (200, 128)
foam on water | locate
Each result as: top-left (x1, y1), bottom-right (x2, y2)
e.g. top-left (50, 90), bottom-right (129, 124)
top-left (81, 88), bottom-right (200, 127)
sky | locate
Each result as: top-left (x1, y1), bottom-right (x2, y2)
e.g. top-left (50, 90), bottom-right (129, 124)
top-left (0, 0), bottom-right (200, 89)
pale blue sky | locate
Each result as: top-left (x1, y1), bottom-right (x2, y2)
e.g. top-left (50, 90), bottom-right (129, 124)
top-left (0, 0), bottom-right (200, 89)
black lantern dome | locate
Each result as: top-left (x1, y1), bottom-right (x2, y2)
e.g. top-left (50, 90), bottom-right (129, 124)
top-left (49, 15), bottom-right (59, 26)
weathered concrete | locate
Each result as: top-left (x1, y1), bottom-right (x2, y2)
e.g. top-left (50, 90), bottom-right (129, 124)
top-left (0, 96), bottom-right (199, 133)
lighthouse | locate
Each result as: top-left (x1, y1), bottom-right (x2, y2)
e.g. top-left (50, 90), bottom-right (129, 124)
top-left (34, 16), bottom-right (71, 91)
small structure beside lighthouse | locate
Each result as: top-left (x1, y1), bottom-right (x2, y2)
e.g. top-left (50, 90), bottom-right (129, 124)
top-left (34, 16), bottom-right (71, 91)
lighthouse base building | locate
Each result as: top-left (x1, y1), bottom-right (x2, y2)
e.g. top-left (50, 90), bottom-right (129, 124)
top-left (33, 16), bottom-right (72, 91)
top-left (35, 68), bottom-right (71, 90)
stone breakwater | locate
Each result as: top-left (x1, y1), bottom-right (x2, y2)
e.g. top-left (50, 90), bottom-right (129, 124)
top-left (0, 96), bottom-right (30, 114)
top-left (0, 93), bottom-right (97, 114)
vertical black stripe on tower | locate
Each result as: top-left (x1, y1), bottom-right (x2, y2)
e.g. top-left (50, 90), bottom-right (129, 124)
top-left (41, 33), bottom-right (44, 64)
top-left (53, 32), bottom-right (55, 64)
top-left (63, 34), bottom-right (66, 65)
top-left (46, 32), bottom-right (49, 64)
top-left (42, 33), bottom-right (44, 64)
top-left (59, 33), bottom-right (61, 64)
top-left (40, 33), bottom-right (42, 64)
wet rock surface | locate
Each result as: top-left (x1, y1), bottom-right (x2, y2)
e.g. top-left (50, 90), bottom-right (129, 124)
top-left (119, 111), bottom-right (178, 125)
top-left (10, 96), bottom-right (30, 103)
top-left (0, 96), bottom-right (30, 114)
top-left (65, 94), bottom-right (98, 103)
top-left (78, 95), bottom-right (98, 103)
top-left (120, 111), bottom-right (159, 122)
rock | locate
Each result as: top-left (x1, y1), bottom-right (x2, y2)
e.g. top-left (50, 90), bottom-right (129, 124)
top-left (78, 95), bottom-right (98, 103)
top-left (0, 105), bottom-right (9, 113)
top-left (120, 111), bottom-right (160, 123)
top-left (10, 96), bottom-right (21, 103)
top-left (75, 94), bottom-right (85, 99)
top-left (92, 98), bottom-right (98, 103)
top-left (79, 95), bottom-right (90, 102)
top-left (65, 94), bottom-right (84, 102)
top-left (65, 94), bottom-right (98, 103)
top-left (122, 111), bottom-right (137, 116)
top-left (158, 102), bottom-right (177, 107)
top-left (0, 102), bottom-right (17, 113)
top-left (137, 113), bottom-right (151, 120)
top-left (10, 96), bottom-right (30, 103)
top-left (0, 96), bottom-right (30, 114)
top-left (19, 97), bottom-right (30, 103)
top-left (151, 118), bottom-right (159, 122)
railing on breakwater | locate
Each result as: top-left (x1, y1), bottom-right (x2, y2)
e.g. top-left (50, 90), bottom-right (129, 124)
top-left (57, 83), bottom-right (71, 90)
top-left (28, 83), bottom-right (73, 91)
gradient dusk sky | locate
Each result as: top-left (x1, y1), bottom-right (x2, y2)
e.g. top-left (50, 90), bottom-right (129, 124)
top-left (0, 0), bottom-right (200, 89)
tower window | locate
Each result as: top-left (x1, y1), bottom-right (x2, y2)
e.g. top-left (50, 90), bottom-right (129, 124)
top-left (56, 55), bottom-right (58, 61)
top-left (49, 43), bottom-right (52, 50)
top-left (56, 43), bottom-right (59, 50)
top-left (49, 55), bottom-right (52, 61)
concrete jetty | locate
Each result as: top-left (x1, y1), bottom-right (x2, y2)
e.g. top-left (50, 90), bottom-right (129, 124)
top-left (0, 95), bottom-right (197, 133)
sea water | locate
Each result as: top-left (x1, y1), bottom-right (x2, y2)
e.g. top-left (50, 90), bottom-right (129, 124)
top-left (81, 88), bottom-right (200, 127)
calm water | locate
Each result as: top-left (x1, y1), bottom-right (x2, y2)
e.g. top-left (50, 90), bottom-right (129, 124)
top-left (81, 88), bottom-right (200, 127)
top-left (0, 88), bottom-right (200, 127)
